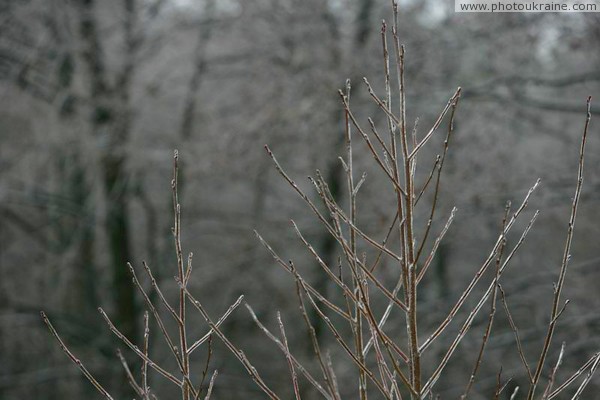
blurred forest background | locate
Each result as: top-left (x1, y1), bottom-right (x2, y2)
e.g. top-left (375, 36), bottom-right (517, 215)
top-left (1, 0), bottom-right (599, 399)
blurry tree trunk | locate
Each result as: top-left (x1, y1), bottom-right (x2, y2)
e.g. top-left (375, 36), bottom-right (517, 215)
top-left (53, 27), bottom-right (99, 323)
top-left (77, 0), bottom-right (138, 345)
top-left (178, 0), bottom-right (216, 199)
top-left (67, 158), bottom-right (99, 316)
top-left (179, 0), bottom-right (216, 141)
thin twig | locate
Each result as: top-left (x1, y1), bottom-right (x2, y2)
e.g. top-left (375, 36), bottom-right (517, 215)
top-left (40, 312), bottom-right (115, 400)
top-left (461, 203), bottom-right (510, 399)
top-left (547, 351), bottom-right (600, 399)
top-left (409, 88), bottom-right (462, 159)
top-left (203, 370), bottom-right (218, 400)
top-left (255, 230), bottom-right (352, 321)
top-left (245, 303), bottom-right (333, 399)
top-left (542, 342), bottom-right (565, 400)
top-left (416, 207), bottom-right (457, 283)
top-left (499, 285), bottom-right (533, 383)
top-left (420, 210), bottom-right (539, 397)
top-left (293, 264), bottom-right (401, 399)
top-left (420, 180), bottom-right (540, 353)
top-left (414, 93), bottom-right (460, 267)
top-left (172, 150), bottom-right (191, 400)
top-left (571, 353), bottom-right (600, 399)
top-left (196, 335), bottom-right (213, 399)
top-left (527, 97), bottom-right (592, 399)
top-left (142, 311), bottom-right (150, 399)
top-left (182, 290), bottom-right (280, 400)
top-left (98, 307), bottom-right (186, 388)
top-left (277, 312), bottom-right (301, 400)
top-left (116, 348), bottom-right (144, 396)
top-left (128, 262), bottom-right (185, 371)
top-left (188, 296), bottom-right (244, 354)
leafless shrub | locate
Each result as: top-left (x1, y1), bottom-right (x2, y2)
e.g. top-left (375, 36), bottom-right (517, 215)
top-left (41, 3), bottom-right (598, 399)
top-left (42, 150), bottom-right (274, 400)
top-left (250, 4), bottom-right (596, 400)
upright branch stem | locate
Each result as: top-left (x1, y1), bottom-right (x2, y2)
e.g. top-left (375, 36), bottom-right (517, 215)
top-left (142, 311), bottom-right (150, 399)
top-left (527, 97), bottom-right (592, 399)
top-left (395, 39), bottom-right (420, 394)
top-left (173, 150), bottom-right (191, 400)
top-left (342, 80), bottom-right (368, 400)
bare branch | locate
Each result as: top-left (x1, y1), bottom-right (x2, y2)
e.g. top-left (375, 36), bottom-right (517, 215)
top-left (182, 290), bottom-right (280, 400)
top-left (277, 312), bottom-right (301, 400)
top-left (40, 312), bottom-right (115, 400)
top-left (528, 97), bottom-right (592, 399)
top-left (500, 285), bottom-right (533, 383)
top-left (547, 351), bottom-right (600, 399)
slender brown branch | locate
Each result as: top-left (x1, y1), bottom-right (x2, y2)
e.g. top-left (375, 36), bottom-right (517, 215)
top-left (116, 348), bottom-right (144, 396)
top-left (291, 261), bottom-right (339, 399)
top-left (527, 97), bottom-right (592, 399)
top-left (128, 262), bottom-right (185, 371)
top-left (415, 155), bottom-right (440, 204)
top-left (541, 342), bottom-right (565, 400)
top-left (245, 303), bottom-right (333, 399)
top-left (547, 351), bottom-right (600, 399)
top-left (277, 312), bottom-right (301, 400)
top-left (141, 261), bottom-right (182, 323)
top-left (416, 207), bottom-right (456, 284)
top-left (202, 370), bottom-right (218, 400)
top-left (305, 184), bottom-right (403, 263)
top-left (571, 354), bottom-right (600, 399)
top-left (409, 88), bottom-right (462, 160)
top-left (255, 230), bottom-right (352, 321)
top-left (368, 117), bottom-right (394, 159)
top-left (492, 368), bottom-right (511, 400)
top-left (172, 150), bottom-right (191, 400)
top-left (499, 285), bottom-right (533, 383)
top-left (188, 296), bottom-right (244, 354)
top-left (461, 203), bottom-right (509, 399)
top-left (339, 91), bottom-right (407, 198)
top-left (293, 265), bottom-right (400, 399)
top-left (420, 180), bottom-right (540, 353)
top-left (98, 307), bottom-right (185, 388)
top-left (142, 311), bottom-right (150, 399)
top-left (414, 94), bottom-right (460, 267)
top-left (292, 219), bottom-right (408, 314)
top-left (420, 210), bottom-right (539, 396)
top-left (191, 336), bottom-right (213, 400)
top-left (40, 312), bottom-right (115, 400)
top-left (182, 290), bottom-right (280, 399)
